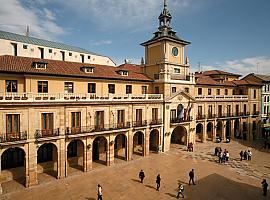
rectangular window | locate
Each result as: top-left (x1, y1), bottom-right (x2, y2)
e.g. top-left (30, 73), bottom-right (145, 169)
top-left (198, 106), bottom-right (203, 115)
top-left (39, 47), bottom-right (44, 59)
top-left (170, 109), bottom-right (176, 121)
top-left (126, 85), bottom-right (132, 94)
top-left (117, 110), bottom-right (125, 126)
top-left (6, 114), bottom-right (20, 136)
top-left (152, 108), bottom-right (158, 122)
top-left (185, 87), bottom-right (189, 93)
top-left (253, 104), bottom-right (256, 114)
top-left (227, 105), bottom-right (231, 116)
top-left (208, 105), bottom-right (213, 117)
top-left (217, 89), bottom-right (220, 95)
top-left (80, 54), bottom-right (84, 63)
top-left (225, 89), bottom-right (228, 95)
top-left (208, 88), bottom-right (212, 95)
top-left (218, 105), bottom-right (222, 117)
top-left (88, 55), bottom-right (91, 59)
top-left (136, 109), bottom-right (143, 125)
top-left (60, 51), bottom-right (65, 61)
top-left (49, 49), bottom-right (53, 53)
top-left (154, 74), bottom-right (160, 79)
top-left (95, 111), bottom-right (104, 130)
top-left (172, 87), bottom-right (176, 93)
top-left (71, 112), bottom-right (81, 134)
top-left (23, 44), bottom-right (28, 49)
top-left (253, 90), bottom-right (256, 99)
top-left (38, 81), bottom-right (48, 93)
top-left (69, 52), bottom-right (72, 56)
top-left (88, 83), bottom-right (96, 93)
top-left (64, 82), bottom-right (73, 93)
top-left (11, 43), bottom-right (17, 56)
top-left (41, 113), bottom-right (53, 136)
top-left (6, 80), bottom-right (17, 92)
top-left (174, 68), bottom-right (181, 74)
top-left (108, 84), bottom-right (115, 94)
top-left (244, 104), bottom-right (247, 115)
top-left (142, 86), bottom-right (147, 94)
top-left (198, 88), bottom-right (202, 95)
top-left (155, 86), bottom-right (160, 94)
top-left (236, 105), bottom-right (239, 115)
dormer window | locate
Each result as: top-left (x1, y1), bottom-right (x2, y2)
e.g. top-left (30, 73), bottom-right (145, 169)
top-left (118, 70), bottom-right (129, 76)
top-left (33, 62), bottom-right (47, 69)
top-left (81, 66), bottom-right (94, 73)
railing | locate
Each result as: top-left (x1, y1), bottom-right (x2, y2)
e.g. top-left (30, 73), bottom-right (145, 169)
top-left (133, 120), bottom-right (148, 127)
top-left (240, 112), bottom-right (250, 116)
top-left (149, 119), bottom-right (163, 125)
top-left (252, 111), bottom-right (260, 116)
top-left (207, 114), bottom-right (216, 119)
top-left (196, 114), bottom-right (206, 120)
top-left (35, 129), bottom-right (60, 139)
top-left (0, 131), bottom-right (27, 143)
top-left (170, 117), bottom-right (193, 124)
top-left (195, 95), bottom-right (248, 101)
top-left (0, 93), bottom-right (163, 103)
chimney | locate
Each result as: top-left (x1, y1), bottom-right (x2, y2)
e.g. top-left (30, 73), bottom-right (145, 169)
top-left (26, 25), bottom-right (30, 37)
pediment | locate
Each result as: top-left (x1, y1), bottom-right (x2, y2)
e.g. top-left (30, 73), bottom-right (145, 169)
top-left (165, 90), bottom-right (196, 103)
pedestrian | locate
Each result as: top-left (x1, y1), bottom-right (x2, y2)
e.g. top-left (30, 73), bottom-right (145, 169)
top-left (177, 183), bottom-right (184, 199)
top-left (240, 150), bottom-right (243, 161)
top-left (247, 150), bottom-right (252, 161)
top-left (139, 169), bottom-right (145, 183)
top-left (222, 151), bottom-right (226, 163)
top-left (226, 151), bottom-right (229, 162)
top-left (97, 184), bottom-right (103, 200)
top-left (156, 174), bottom-right (161, 191)
top-left (218, 151), bottom-right (223, 163)
top-left (244, 150), bottom-right (248, 160)
top-left (261, 179), bottom-right (268, 196)
top-left (188, 169), bottom-right (196, 185)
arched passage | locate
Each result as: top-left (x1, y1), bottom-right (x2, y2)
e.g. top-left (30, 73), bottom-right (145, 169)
top-left (150, 129), bottom-right (159, 152)
top-left (234, 119), bottom-right (240, 139)
top-left (207, 122), bottom-right (214, 140)
top-left (196, 123), bottom-right (203, 142)
top-left (171, 126), bottom-right (187, 146)
top-left (133, 131), bottom-right (144, 156)
top-left (216, 121), bottom-right (222, 138)
top-left (1, 147), bottom-right (26, 186)
top-left (225, 120), bottom-right (231, 138)
top-left (114, 134), bottom-right (127, 161)
top-left (67, 139), bottom-right (84, 173)
top-left (92, 136), bottom-right (107, 166)
top-left (37, 143), bottom-right (58, 179)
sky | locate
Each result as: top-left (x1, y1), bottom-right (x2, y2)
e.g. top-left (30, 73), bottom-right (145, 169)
top-left (0, 0), bottom-right (269, 76)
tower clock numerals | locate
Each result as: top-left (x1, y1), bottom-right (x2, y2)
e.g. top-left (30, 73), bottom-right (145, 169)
top-left (172, 47), bottom-right (178, 57)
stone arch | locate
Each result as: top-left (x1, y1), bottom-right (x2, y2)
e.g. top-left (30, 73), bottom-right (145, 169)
top-left (37, 143), bottom-right (58, 179)
top-left (1, 147), bottom-right (26, 186)
top-left (196, 123), bottom-right (203, 142)
top-left (150, 129), bottom-right (159, 152)
top-left (171, 126), bottom-right (187, 146)
top-left (92, 136), bottom-right (107, 166)
top-left (114, 134), bottom-right (127, 161)
top-left (207, 122), bottom-right (214, 140)
top-left (234, 119), bottom-right (240, 138)
top-left (225, 120), bottom-right (231, 138)
top-left (133, 131), bottom-right (144, 156)
top-left (67, 139), bottom-right (84, 173)
top-left (216, 121), bottom-right (223, 138)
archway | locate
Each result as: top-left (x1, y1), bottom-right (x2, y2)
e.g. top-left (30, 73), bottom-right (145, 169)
top-left (67, 139), bottom-right (84, 173)
top-left (216, 121), bottom-right (222, 139)
top-left (171, 126), bottom-right (187, 146)
top-left (225, 120), bottom-right (231, 138)
top-left (234, 119), bottom-right (240, 139)
top-left (93, 136), bottom-right (107, 166)
top-left (37, 143), bottom-right (58, 179)
top-left (114, 134), bottom-right (127, 161)
top-left (150, 129), bottom-right (159, 152)
top-left (207, 122), bottom-right (214, 140)
top-left (196, 123), bottom-right (203, 142)
top-left (133, 131), bottom-right (144, 156)
top-left (1, 147), bottom-right (26, 187)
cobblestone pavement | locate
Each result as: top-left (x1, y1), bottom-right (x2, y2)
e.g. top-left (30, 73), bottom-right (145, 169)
top-left (1, 141), bottom-right (270, 200)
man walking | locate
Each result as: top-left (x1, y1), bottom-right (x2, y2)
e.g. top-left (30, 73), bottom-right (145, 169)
top-left (156, 174), bottom-right (161, 191)
top-left (177, 183), bottom-right (184, 199)
top-left (262, 179), bottom-right (268, 197)
top-left (139, 169), bottom-right (145, 183)
top-left (97, 184), bottom-right (103, 200)
top-left (188, 169), bottom-right (196, 185)
top-left (240, 150), bottom-right (243, 161)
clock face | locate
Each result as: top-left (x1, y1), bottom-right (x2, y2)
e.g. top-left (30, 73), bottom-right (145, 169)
top-left (172, 47), bottom-right (178, 57)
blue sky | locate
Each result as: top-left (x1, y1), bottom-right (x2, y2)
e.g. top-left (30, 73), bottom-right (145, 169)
top-left (0, 0), bottom-right (269, 75)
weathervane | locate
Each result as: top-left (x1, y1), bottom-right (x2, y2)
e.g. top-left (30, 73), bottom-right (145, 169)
top-left (164, 0), bottom-right (167, 8)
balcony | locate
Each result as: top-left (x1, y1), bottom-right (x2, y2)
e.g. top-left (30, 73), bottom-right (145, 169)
top-left (35, 129), bottom-right (60, 139)
top-left (207, 114), bottom-right (216, 119)
top-left (252, 111), bottom-right (260, 116)
top-left (196, 114), bottom-right (206, 120)
top-left (240, 112), bottom-right (250, 117)
top-left (0, 131), bottom-right (27, 143)
top-left (170, 117), bottom-right (193, 124)
top-left (195, 95), bottom-right (248, 101)
top-left (0, 93), bottom-right (163, 103)
top-left (133, 120), bottom-right (148, 127)
top-left (149, 119), bottom-right (163, 126)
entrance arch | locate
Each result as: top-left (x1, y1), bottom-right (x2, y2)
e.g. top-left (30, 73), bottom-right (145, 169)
top-left (1, 147), bottom-right (26, 186)
top-left (216, 121), bottom-right (222, 138)
top-left (234, 119), bottom-right (240, 138)
top-left (207, 122), bottom-right (214, 140)
top-left (225, 120), bottom-right (231, 138)
top-left (114, 134), bottom-right (127, 161)
top-left (37, 143), bottom-right (58, 179)
top-left (196, 123), bottom-right (203, 142)
top-left (150, 129), bottom-right (159, 152)
top-left (133, 131), bottom-right (144, 156)
top-left (92, 136), bottom-right (107, 166)
top-left (171, 126), bottom-right (187, 146)
top-left (67, 139), bottom-right (84, 173)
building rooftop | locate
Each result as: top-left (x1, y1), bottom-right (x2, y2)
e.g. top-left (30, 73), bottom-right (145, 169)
top-left (252, 74), bottom-right (270, 82)
top-left (201, 70), bottom-right (241, 77)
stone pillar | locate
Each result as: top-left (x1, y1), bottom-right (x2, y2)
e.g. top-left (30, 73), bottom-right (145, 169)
top-left (26, 142), bottom-right (38, 187)
top-left (144, 128), bottom-right (150, 156)
top-left (58, 139), bottom-right (66, 179)
top-left (222, 121), bottom-right (227, 141)
top-left (107, 140), bottom-right (114, 166)
top-left (212, 120), bottom-right (217, 142)
top-left (202, 121), bottom-right (207, 143)
top-left (128, 130), bottom-right (133, 161)
top-left (230, 120), bottom-right (234, 139)
top-left (84, 138), bottom-right (92, 172)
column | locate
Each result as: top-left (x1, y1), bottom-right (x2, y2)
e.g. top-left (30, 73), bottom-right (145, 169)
top-left (106, 139), bottom-right (114, 166)
top-left (144, 128), bottom-right (150, 156)
top-left (57, 139), bottom-right (66, 179)
top-left (26, 142), bottom-right (38, 187)
top-left (230, 120), bottom-right (234, 139)
top-left (84, 138), bottom-right (92, 172)
top-left (127, 130), bottom-right (133, 161)
top-left (222, 121), bottom-right (227, 141)
top-left (213, 121), bottom-right (217, 142)
top-left (202, 122), bottom-right (207, 143)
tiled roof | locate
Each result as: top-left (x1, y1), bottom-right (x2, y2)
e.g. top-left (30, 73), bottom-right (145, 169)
top-left (0, 55), bottom-right (153, 82)
top-left (201, 70), bottom-right (241, 77)
top-left (253, 74), bottom-right (270, 82)
top-left (233, 79), bottom-right (262, 86)
top-left (0, 30), bottom-right (101, 56)
top-left (117, 63), bottom-right (142, 73)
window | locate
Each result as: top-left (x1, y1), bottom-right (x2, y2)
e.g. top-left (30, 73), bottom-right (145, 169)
top-left (39, 47), bottom-right (44, 59)
top-left (60, 51), bottom-right (65, 61)
top-left (170, 109), bottom-right (176, 120)
top-left (208, 88), bottom-right (212, 95)
top-left (236, 105), bottom-right (239, 115)
top-left (49, 49), bottom-right (53, 53)
top-left (208, 105), bottom-right (213, 117)
top-left (69, 52), bottom-right (72, 56)
top-left (154, 74), bottom-right (160, 79)
top-left (217, 89), bottom-right (220, 95)
top-left (71, 112), bottom-right (81, 133)
top-left (172, 87), bottom-right (176, 93)
top-left (80, 54), bottom-right (85, 63)
top-left (174, 68), bottom-right (181, 74)
top-left (38, 81), bottom-right (48, 93)
top-left (64, 82), bottom-right (73, 93)
top-left (136, 109), bottom-right (143, 124)
top-left (142, 86), bottom-right (147, 94)
top-left (225, 89), bottom-right (228, 95)
top-left (117, 110), bottom-right (125, 126)
top-left (88, 55), bottom-right (91, 59)
top-left (33, 62), bottom-right (47, 69)
top-left (126, 85), bottom-right (132, 94)
top-left (227, 105), bottom-right (231, 116)
top-left (185, 88), bottom-right (189, 93)
top-left (108, 84), bottom-right (115, 94)
top-left (81, 66), bottom-right (94, 73)
top-left (95, 111), bottom-right (104, 129)
top-left (253, 90), bottom-right (256, 99)
top-left (198, 88), bottom-right (202, 95)
top-left (233, 89), bottom-right (236, 95)
top-left (198, 106), bottom-right (203, 117)
top-left (11, 43), bottom-right (17, 56)
top-left (6, 80), bottom-right (17, 92)
top-left (88, 83), bottom-right (96, 93)
top-left (244, 104), bottom-right (247, 114)
top-left (121, 71), bottom-right (129, 76)
top-left (218, 105), bottom-right (222, 117)
top-left (155, 86), bottom-right (160, 94)
top-left (152, 108), bottom-right (158, 122)
top-left (23, 44), bottom-right (28, 49)
top-left (253, 104), bottom-right (256, 113)
top-left (6, 114), bottom-right (20, 135)
top-left (41, 113), bottom-right (53, 135)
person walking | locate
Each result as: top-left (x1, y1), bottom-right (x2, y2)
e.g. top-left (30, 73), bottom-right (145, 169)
top-left (139, 170), bottom-right (145, 183)
top-left (262, 179), bottom-right (268, 197)
top-left (156, 174), bottom-right (161, 191)
top-left (218, 151), bottom-right (223, 163)
top-left (188, 169), bottom-right (196, 185)
top-left (226, 151), bottom-right (229, 162)
top-left (247, 150), bottom-right (252, 161)
top-left (240, 150), bottom-right (244, 161)
top-left (97, 184), bottom-right (103, 200)
top-left (177, 183), bottom-right (184, 199)
top-left (244, 150), bottom-right (248, 160)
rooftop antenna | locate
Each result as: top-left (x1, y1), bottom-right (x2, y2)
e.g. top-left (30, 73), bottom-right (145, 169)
top-left (26, 25), bottom-right (29, 37)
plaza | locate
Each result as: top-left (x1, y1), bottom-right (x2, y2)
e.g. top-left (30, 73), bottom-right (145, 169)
top-left (1, 141), bottom-right (269, 200)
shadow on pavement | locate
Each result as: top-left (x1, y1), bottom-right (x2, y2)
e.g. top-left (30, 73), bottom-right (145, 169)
top-left (165, 192), bottom-right (177, 198)
top-left (85, 198), bottom-right (96, 200)
top-left (131, 178), bottom-right (141, 183)
top-left (145, 184), bottom-right (156, 190)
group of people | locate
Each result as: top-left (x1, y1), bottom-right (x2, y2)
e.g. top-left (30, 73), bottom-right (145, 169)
top-left (215, 148), bottom-right (230, 163)
top-left (239, 150), bottom-right (252, 161)
top-left (187, 142), bottom-right (194, 152)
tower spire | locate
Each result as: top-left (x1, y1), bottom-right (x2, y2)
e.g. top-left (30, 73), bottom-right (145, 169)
top-left (164, 0), bottom-right (167, 9)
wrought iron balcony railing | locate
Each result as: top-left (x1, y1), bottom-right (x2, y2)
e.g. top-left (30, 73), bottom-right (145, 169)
top-left (170, 117), bottom-right (193, 123)
top-left (35, 129), bottom-right (60, 139)
top-left (149, 119), bottom-right (163, 125)
top-left (0, 131), bottom-right (27, 143)
top-left (132, 120), bottom-right (148, 127)
top-left (196, 114), bottom-right (206, 120)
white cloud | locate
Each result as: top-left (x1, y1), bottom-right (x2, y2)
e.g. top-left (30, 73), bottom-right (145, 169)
top-left (0, 0), bottom-right (66, 40)
top-left (91, 40), bottom-right (112, 46)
